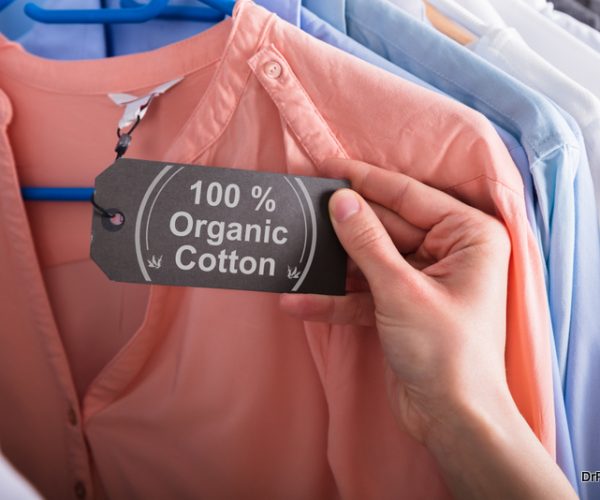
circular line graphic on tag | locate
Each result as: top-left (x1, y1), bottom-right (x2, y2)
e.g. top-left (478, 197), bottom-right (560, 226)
top-left (284, 177), bottom-right (307, 263)
top-left (289, 178), bottom-right (316, 292)
top-left (134, 164), bottom-right (177, 282)
top-left (145, 166), bottom-right (186, 251)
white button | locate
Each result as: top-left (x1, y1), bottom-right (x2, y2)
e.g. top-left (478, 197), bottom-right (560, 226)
top-left (264, 61), bottom-right (282, 79)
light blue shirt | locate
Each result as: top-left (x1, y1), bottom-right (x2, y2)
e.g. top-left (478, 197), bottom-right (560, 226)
top-left (559, 108), bottom-right (600, 500)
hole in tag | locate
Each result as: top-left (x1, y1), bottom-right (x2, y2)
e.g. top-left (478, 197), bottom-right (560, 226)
top-left (110, 212), bottom-right (125, 226)
top-left (101, 210), bottom-right (126, 232)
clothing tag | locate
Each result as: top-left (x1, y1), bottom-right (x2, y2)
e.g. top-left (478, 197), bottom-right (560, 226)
top-left (108, 77), bottom-right (183, 130)
top-left (91, 159), bottom-right (349, 295)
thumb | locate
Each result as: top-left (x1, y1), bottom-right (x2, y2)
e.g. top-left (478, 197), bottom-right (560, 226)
top-left (329, 189), bottom-right (415, 293)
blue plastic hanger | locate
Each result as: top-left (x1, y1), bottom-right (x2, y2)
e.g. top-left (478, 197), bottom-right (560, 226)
top-left (24, 0), bottom-right (169, 23)
top-left (200, 0), bottom-right (233, 14)
top-left (24, 0), bottom-right (235, 24)
top-left (21, 187), bottom-right (95, 201)
top-left (0, 0), bottom-right (16, 11)
top-left (121, 0), bottom-right (225, 21)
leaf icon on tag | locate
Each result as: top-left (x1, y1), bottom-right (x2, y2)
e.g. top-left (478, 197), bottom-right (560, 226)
top-left (287, 265), bottom-right (301, 279)
top-left (147, 255), bottom-right (163, 269)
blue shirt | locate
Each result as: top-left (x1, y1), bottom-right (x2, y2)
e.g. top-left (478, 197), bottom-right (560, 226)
top-left (9, 0), bottom-right (107, 59)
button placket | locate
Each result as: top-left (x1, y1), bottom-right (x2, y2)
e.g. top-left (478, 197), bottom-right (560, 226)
top-left (248, 45), bottom-right (348, 166)
top-left (65, 402), bottom-right (92, 499)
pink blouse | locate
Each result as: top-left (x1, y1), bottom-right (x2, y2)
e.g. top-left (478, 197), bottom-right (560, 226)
top-left (0, 1), bottom-right (554, 498)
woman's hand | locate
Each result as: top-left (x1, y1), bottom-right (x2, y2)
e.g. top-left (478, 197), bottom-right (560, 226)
top-left (280, 158), bottom-right (576, 499)
top-left (281, 158), bottom-right (511, 443)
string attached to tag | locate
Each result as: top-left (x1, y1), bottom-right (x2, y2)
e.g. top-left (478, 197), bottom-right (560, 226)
top-left (91, 77), bottom-right (183, 220)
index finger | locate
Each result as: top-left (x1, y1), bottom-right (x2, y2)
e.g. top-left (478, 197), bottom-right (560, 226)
top-left (321, 158), bottom-right (473, 230)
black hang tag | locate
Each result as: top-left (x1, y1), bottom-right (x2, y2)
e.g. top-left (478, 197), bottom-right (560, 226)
top-left (91, 158), bottom-right (349, 295)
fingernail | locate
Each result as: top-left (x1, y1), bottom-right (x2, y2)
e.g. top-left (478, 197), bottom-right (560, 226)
top-left (331, 190), bottom-right (360, 222)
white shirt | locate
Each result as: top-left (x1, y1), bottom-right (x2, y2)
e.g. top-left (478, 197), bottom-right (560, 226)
top-left (440, 0), bottom-right (505, 26)
top-left (483, 0), bottom-right (600, 99)
top-left (521, 0), bottom-right (600, 54)
top-left (386, 0), bottom-right (428, 21)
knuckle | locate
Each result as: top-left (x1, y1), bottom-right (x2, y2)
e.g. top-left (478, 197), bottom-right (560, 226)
top-left (352, 165), bottom-right (372, 193)
top-left (391, 178), bottom-right (412, 215)
top-left (351, 294), bottom-right (374, 325)
top-left (454, 209), bottom-right (511, 258)
top-left (349, 222), bottom-right (386, 254)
